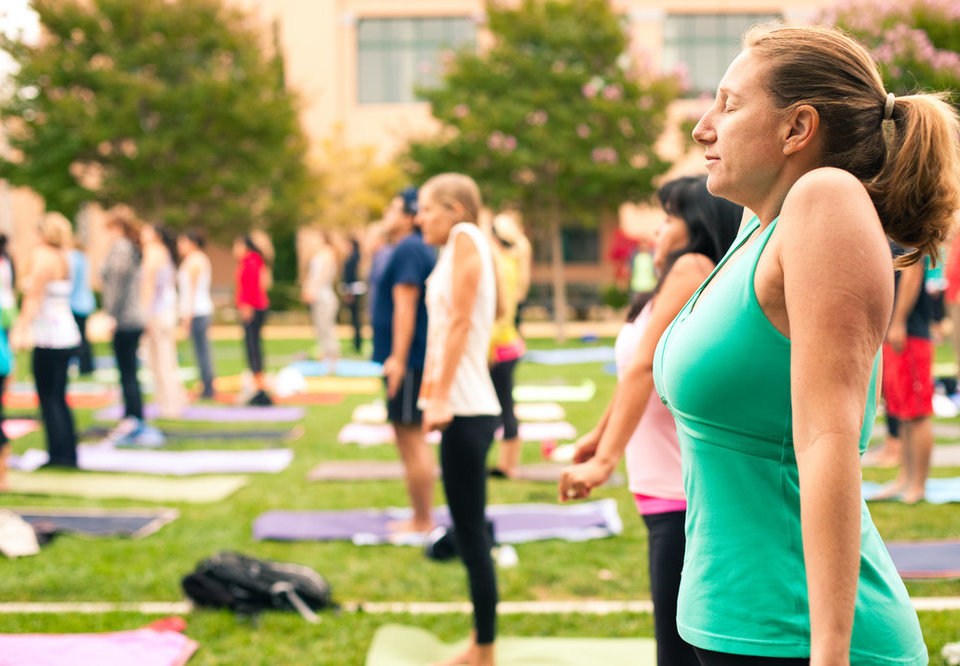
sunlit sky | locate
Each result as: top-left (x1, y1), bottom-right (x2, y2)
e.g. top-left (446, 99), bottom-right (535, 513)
top-left (0, 0), bottom-right (40, 79)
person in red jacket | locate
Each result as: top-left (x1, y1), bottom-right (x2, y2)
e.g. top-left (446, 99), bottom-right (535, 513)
top-left (234, 235), bottom-right (272, 405)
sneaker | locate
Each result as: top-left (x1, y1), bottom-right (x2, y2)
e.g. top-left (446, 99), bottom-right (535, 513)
top-left (248, 390), bottom-right (274, 406)
top-left (103, 417), bottom-right (141, 445)
top-left (132, 425), bottom-right (166, 448)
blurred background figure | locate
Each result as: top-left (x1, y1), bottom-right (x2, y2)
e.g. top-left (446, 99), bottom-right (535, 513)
top-left (68, 236), bottom-right (96, 376)
top-left (341, 235), bottom-right (364, 353)
top-left (301, 230), bottom-right (340, 369)
top-left (487, 212), bottom-right (529, 479)
top-left (140, 223), bottom-right (185, 419)
top-left (365, 221), bottom-right (394, 328)
top-left (177, 229), bottom-right (216, 400)
top-left (100, 212), bottom-right (149, 446)
top-left (11, 213), bottom-right (81, 468)
top-left (0, 233), bottom-right (18, 337)
top-left (234, 234), bottom-right (272, 406)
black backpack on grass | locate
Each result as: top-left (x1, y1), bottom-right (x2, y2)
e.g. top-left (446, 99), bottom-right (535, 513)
top-left (182, 551), bottom-right (336, 623)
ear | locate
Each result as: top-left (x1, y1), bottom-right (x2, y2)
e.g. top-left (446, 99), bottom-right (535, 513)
top-left (782, 104), bottom-right (819, 156)
top-left (449, 201), bottom-right (467, 222)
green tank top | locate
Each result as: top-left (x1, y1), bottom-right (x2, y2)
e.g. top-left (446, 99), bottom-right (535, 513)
top-left (653, 217), bottom-right (927, 663)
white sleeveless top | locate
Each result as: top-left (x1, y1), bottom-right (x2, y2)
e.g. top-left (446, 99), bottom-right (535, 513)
top-left (177, 257), bottom-right (214, 318)
top-left (33, 280), bottom-right (81, 349)
top-left (420, 223), bottom-right (500, 416)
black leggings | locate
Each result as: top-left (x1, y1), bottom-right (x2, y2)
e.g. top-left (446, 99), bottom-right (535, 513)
top-left (440, 415), bottom-right (499, 645)
top-left (490, 358), bottom-right (519, 440)
top-left (33, 347), bottom-right (77, 466)
top-left (72, 312), bottom-right (94, 375)
top-left (695, 648), bottom-right (809, 665)
top-left (243, 309), bottom-right (268, 374)
top-left (642, 510), bottom-right (699, 666)
top-left (113, 328), bottom-right (143, 420)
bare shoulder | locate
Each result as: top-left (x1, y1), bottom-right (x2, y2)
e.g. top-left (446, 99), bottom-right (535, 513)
top-left (669, 252), bottom-right (714, 281)
top-left (781, 168), bottom-right (880, 240)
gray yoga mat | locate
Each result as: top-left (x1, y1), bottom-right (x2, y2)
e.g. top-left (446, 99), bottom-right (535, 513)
top-left (80, 425), bottom-right (301, 442)
top-left (14, 507), bottom-right (179, 539)
top-left (253, 498), bottom-right (622, 545)
top-left (95, 403), bottom-right (305, 423)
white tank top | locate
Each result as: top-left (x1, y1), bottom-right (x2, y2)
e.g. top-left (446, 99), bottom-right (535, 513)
top-left (33, 280), bottom-right (82, 349)
top-left (177, 257), bottom-right (214, 318)
top-left (420, 223), bottom-right (500, 416)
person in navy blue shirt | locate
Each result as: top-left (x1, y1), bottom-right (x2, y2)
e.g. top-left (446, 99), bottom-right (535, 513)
top-left (373, 187), bottom-right (437, 535)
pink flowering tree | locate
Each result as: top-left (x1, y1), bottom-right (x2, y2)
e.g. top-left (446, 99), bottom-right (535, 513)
top-left (825, 0), bottom-right (960, 101)
top-left (406, 0), bottom-right (681, 339)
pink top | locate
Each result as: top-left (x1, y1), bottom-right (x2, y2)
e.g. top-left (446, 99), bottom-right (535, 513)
top-left (615, 301), bottom-right (686, 512)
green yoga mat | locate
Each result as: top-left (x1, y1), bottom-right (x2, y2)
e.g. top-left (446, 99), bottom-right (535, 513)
top-left (6, 471), bottom-right (249, 503)
top-left (365, 624), bottom-right (655, 666)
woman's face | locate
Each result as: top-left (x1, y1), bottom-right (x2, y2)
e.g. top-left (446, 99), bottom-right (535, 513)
top-left (177, 236), bottom-right (192, 257)
top-left (692, 50), bottom-right (787, 209)
top-left (417, 190), bottom-right (459, 246)
top-left (140, 224), bottom-right (157, 245)
top-left (653, 215), bottom-right (690, 272)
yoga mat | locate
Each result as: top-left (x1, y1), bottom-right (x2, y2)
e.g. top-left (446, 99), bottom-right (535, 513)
top-left (524, 347), bottom-right (616, 365)
top-left (3, 418), bottom-right (40, 440)
top-left (213, 373), bottom-right (380, 395)
top-left (337, 422), bottom-right (575, 447)
top-left (365, 624), bottom-right (655, 666)
top-left (352, 402), bottom-right (388, 424)
top-left (289, 359), bottom-right (384, 378)
top-left (863, 477), bottom-right (960, 503)
top-left (212, 391), bottom-right (344, 406)
top-left (80, 425), bottom-right (302, 442)
top-left (93, 366), bottom-right (198, 385)
top-left (4, 391), bottom-right (117, 410)
top-left (0, 628), bottom-right (197, 666)
top-left (95, 403), bottom-right (305, 423)
top-left (514, 402), bottom-right (565, 422)
top-left (509, 463), bottom-right (624, 486)
top-left (514, 380), bottom-right (596, 403)
top-left (885, 539), bottom-right (960, 579)
top-left (12, 381), bottom-right (110, 395)
top-left (253, 498), bottom-right (623, 545)
top-left (307, 460), bottom-right (439, 482)
top-left (13, 507), bottom-right (179, 539)
top-left (10, 446), bottom-right (294, 476)
top-left (6, 471), bottom-right (249, 503)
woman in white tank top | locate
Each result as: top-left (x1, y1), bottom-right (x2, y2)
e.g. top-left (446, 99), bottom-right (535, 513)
top-left (417, 173), bottom-right (499, 666)
top-left (177, 230), bottom-right (216, 398)
top-left (11, 213), bottom-right (81, 469)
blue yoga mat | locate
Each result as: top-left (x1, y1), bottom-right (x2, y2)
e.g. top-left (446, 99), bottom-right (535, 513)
top-left (863, 477), bottom-right (960, 504)
top-left (288, 359), bottom-right (384, 378)
top-left (885, 539), bottom-right (960, 579)
top-left (253, 499), bottom-right (622, 545)
top-left (524, 347), bottom-right (615, 365)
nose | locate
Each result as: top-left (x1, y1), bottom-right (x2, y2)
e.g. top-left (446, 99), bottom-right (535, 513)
top-left (692, 112), bottom-right (715, 146)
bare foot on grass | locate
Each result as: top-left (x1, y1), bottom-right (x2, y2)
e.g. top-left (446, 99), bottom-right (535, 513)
top-left (871, 481), bottom-right (906, 501)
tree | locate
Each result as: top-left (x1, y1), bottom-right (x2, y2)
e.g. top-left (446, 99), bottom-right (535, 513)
top-left (0, 0), bottom-right (316, 241)
top-left (406, 0), bottom-right (681, 339)
top-left (826, 0), bottom-right (960, 104)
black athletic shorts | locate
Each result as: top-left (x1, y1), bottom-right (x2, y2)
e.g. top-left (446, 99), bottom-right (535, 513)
top-left (384, 368), bottom-right (424, 425)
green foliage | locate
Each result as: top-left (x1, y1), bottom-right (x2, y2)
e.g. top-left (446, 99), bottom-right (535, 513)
top-left (827, 0), bottom-right (960, 103)
top-left (406, 0), bottom-right (682, 227)
top-left (0, 0), bottom-right (316, 239)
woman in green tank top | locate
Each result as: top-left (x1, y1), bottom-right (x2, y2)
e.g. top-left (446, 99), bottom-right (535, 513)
top-left (652, 25), bottom-right (960, 665)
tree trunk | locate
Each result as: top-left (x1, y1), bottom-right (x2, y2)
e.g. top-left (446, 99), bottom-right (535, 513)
top-left (549, 201), bottom-right (568, 344)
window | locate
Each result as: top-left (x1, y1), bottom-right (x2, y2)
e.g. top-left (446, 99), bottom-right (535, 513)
top-left (662, 13), bottom-right (780, 95)
top-left (357, 17), bottom-right (475, 104)
top-left (531, 226), bottom-right (600, 264)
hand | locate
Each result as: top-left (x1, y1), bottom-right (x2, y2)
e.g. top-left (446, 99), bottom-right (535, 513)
top-left (558, 458), bottom-right (615, 503)
top-left (9, 322), bottom-right (31, 352)
top-left (886, 321), bottom-right (907, 353)
top-left (238, 305), bottom-right (254, 324)
top-left (423, 397), bottom-right (453, 433)
top-left (102, 315), bottom-right (117, 336)
top-left (572, 430), bottom-right (601, 463)
top-left (383, 355), bottom-right (405, 398)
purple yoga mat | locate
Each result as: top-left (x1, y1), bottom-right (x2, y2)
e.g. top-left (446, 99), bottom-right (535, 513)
top-left (253, 499), bottom-right (622, 545)
top-left (885, 540), bottom-right (960, 579)
top-left (95, 404), bottom-right (304, 423)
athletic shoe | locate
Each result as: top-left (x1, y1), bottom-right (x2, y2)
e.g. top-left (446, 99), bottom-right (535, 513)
top-left (248, 390), bottom-right (273, 406)
top-left (103, 417), bottom-right (141, 445)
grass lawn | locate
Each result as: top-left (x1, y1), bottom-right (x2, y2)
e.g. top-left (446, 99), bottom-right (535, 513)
top-left (1, 334), bottom-right (959, 664)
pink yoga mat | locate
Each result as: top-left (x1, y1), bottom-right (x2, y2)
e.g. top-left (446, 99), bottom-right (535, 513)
top-left (95, 404), bottom-right (305, 423)
top-left (0, 628), bottom-right (198, 666)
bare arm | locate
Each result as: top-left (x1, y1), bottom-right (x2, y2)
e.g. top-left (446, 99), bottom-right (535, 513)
top-left (885, 261), bottom-right (923, 353)
top-left (182, 257), bottom-right (201, 324)
top-left (384, 283), bottom-right (420, 397)
top-left (423, 231), bottom-right (482, 431)
top-left (140, 246), bottom-right (159, 317)
top-left (560, 253), bottom-right (713, 501)
top-left (781, 169), bottom-right (893, 665)
top-left (12, 249), bottom-right (54, 348)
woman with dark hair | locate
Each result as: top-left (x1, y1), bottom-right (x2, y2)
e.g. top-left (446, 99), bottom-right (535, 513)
top-left (559, 174), bottom-right (741, 665)
top-left (234, 234), bottom-right (272, 405)
top-left (341, 236), bottom-right (364, 353)
top-left (141, 222), bottom-right (185, 418)
top-left (177, 229), bottom-right (216, 399)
